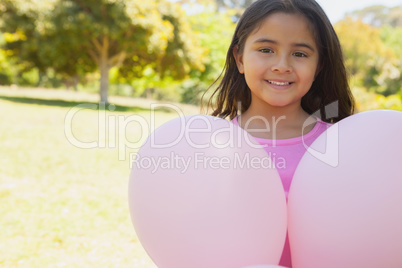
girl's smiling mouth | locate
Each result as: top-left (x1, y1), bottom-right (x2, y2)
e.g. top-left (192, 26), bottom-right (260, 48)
top-left (267, 80), bottom-right (293, 86)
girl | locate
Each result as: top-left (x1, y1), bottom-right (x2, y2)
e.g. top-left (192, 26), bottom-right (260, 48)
top-left (206, 0), bottom-right (355, 267)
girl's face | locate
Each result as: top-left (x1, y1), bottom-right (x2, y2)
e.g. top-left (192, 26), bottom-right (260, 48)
top-left (234, 12), bottom-right (319, 112)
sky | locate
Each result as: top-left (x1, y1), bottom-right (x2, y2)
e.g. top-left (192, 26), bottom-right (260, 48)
top-left (316, 0), bottom-right (402, 23)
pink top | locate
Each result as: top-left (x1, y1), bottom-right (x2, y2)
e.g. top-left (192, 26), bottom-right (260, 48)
top-left (232, 116), bottom-right (331, 267)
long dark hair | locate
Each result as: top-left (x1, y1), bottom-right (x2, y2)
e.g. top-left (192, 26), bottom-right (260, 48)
top-left (205, 0), bottom-right (355, 122)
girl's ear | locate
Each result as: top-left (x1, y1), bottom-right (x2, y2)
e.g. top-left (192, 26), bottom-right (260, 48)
top-left (233, 45), bottom-right (244, 74)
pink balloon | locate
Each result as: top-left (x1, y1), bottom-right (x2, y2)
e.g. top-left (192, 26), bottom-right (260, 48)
top-left (129, 115), bottom-right (287, 268)
top-left (288, 110), bottom-right (402, 268)
top-left (243, 265), bottom-right (289, 268)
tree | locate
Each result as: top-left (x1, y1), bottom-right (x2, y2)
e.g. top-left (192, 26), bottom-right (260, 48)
top-left (0, 33), bottom-right (12, 84)
top-left (335, 17), bottom-right (400, 96)
top-left (335, 18), bottom-right (384, 77)
top-left (0, 0), bottom-right (205, 103)
top-left (339, 5), bottom-right (402, 97)
top-left (179, 1), bottom-right (235, 104)
top-left (49, 0), bottom-right (207, 103)
top-left (378, 25), bottom-right (402, 96)
top-left (0, 0), bottom-right (54, 84)
top-left (349, 5), bottom-right (402, 27)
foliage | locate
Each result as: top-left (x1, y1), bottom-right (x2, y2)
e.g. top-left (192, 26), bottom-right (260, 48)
top-left (349, 5), bottom-right (402, 27)
top-left (50, 0), bottom-right (206, 103)
top-left (335, 17), bottom-right (401, 96)
top-left (0, 0), bottom-right (205, 103)
top-left (0, 0), bottom-right (52, 85)
top-left (0, 2), bottom-right (401, 106)
top-left (379, 25), bottom-right (402, 96)
top-left (111, 0), bottom-right (236, 105)
top-left (114, 1), bottom-right (207, 100)
top-left (178, 1), bottom-right (235, 104)
top-left (352, 87), bottom-right (402, 112)
top-left (0, 33), bottom-right (12, 84)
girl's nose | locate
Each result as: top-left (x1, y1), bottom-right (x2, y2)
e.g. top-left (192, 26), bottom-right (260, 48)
top-left (271, 55), bottom-right (292, 73)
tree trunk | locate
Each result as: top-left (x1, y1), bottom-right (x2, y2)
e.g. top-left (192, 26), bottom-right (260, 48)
top-left (99, 59), bottom-right (109, 104)
top-left (37, 71), bottom-right (46, 87)
top-left (73, 75), bottom-right (79, 92)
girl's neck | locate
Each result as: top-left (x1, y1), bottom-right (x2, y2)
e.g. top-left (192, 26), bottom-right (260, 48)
top-left (238, 103), bottom-right (316, 140)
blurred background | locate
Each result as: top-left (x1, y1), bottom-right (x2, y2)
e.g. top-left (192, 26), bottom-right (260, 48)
top-left (1, 0), bottom-right (401, 109)
top-left (0, 0), bottom-right (401, 267)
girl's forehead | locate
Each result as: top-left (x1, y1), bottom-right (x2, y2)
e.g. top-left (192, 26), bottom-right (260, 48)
top-left (254, 12), bottom-right (311, 32)
top-left (247, 12), bottom-right (316, 41)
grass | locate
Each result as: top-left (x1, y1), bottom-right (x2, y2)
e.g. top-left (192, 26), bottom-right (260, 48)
top-left (0, 86), bottom-right (200, 267)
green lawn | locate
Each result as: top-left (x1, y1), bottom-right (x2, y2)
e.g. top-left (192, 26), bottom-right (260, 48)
top-left (0, 87), bottom-right (199, 267)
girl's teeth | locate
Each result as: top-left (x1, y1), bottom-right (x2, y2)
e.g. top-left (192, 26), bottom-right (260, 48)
top-left (269, 81), bottom-right (291, 86)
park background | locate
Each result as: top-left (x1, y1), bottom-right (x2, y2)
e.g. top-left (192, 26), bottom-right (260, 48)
top-left (0, 0), bottom-right (401, 267)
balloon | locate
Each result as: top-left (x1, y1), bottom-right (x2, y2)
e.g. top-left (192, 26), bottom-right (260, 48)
top-left (288, 110), bottom-right (402, 268)
top-left (242, 265), bottom-right (289, 268)
top-left (129, 115), bottom-right (287, 268)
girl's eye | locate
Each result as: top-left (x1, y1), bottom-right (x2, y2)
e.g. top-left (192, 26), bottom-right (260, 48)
top-left (293, 52), bottom-right (308, 58)
top-left (259, 48), bottom-right (273, 53)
